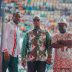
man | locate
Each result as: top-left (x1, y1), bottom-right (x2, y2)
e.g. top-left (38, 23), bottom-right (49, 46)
top-left (51, 18), bottom-right (72, 72)
top-left (2, 13), bottom-right (20, 72)
top-left (21, 16), bottom-right (52, 72)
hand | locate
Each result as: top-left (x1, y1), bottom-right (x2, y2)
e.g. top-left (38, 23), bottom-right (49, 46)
top-left (57, 40), bottom-right (64, 45)
top-left (4, 51), bottom-right (10, 61)
top-left (58, 40), bottom-right (72, 47)
top-left (46, 57), bottom-right (52, 65)
top-left (21, 59), bottom-right (26, 68)
top-left (51, 41), bottom-right (64, 48)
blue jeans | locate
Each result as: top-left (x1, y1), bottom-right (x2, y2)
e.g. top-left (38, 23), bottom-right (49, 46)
top-left (27, 61), bottom-right (46, 72)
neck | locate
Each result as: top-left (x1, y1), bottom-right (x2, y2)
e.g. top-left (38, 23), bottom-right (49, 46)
top-left (34, 26), bottom-right (40, 30)
top-left (13, 20), bottom-right (19, 24)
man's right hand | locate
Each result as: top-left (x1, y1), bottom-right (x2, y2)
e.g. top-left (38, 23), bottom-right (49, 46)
top-left (51, 40), bottom-right (64, 48)
top-left (21, 59), bottom-right (26, 68)
top-left (4, 51), bottom-right (10, 61)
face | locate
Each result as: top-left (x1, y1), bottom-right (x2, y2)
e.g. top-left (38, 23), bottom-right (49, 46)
top-left (33, 19), bottom-right (40, 27)
top-left (13, 13), bottom-right (20, 24)
top-left (58, 23), bottom-right (67, 33)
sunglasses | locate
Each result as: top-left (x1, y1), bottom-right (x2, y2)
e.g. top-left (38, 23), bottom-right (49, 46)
top-left (58, 23), bottom-right (67, 27)
top-left (33, 19), bottom-right (40, 21)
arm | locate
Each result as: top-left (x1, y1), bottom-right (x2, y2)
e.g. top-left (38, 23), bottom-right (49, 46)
top-left (46, 32), bottom-right (52, 64)
top-left (21, 33), bottom-right (28, 61)
top-left (3, 23), bottom-right (10, 61)
top-left (2, 23), bottom-right (8, 51)
top-left (51, 34), bottom-right (64, 48)
top-left (16, 28), bottom-right (21, 55)
top-left (51, 40), bottom-right (72, 48)
top-left (51, 40), bottom-right (64, 48)
top-left (59, 40), bottom-right (72, 47)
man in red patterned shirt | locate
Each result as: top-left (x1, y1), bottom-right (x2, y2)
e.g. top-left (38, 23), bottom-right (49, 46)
top-left (51, 18), bottom-right (72, 72)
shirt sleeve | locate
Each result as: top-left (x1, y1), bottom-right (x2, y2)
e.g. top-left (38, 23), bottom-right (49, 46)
top-left (2, 22), bottom-right (9, 52)
top-left (46, 32), bottom-right (52, 58)
top-left (16, 28), bottom-right (21, 55)
top-left (21, 33), bottom-right (28, 60)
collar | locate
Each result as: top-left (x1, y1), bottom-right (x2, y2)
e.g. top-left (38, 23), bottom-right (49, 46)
top-left (34, 27), bottom-right (41, 30)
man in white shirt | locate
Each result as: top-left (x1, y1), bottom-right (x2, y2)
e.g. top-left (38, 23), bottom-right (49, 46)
top-left (2, 13), bottom-right (20, 72)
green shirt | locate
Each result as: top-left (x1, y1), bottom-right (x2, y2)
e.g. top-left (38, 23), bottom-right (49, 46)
top-left (21, 29), bottom-right (52, 61)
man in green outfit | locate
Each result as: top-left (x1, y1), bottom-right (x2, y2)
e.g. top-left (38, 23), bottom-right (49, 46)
top-left (21, 16), bottom-right (52, 72)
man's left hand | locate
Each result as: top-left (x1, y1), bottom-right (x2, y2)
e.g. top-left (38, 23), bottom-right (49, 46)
top-left (46, 57), bottom-right (52, 65)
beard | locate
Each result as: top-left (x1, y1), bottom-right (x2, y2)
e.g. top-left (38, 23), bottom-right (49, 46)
top-left (13, 20), bottom-right (19, 24)
top-left (59, 29), bottom-right (66, 34)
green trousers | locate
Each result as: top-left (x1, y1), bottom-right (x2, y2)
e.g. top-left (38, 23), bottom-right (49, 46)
top-left (2, 52), bottom-right (18, 72)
